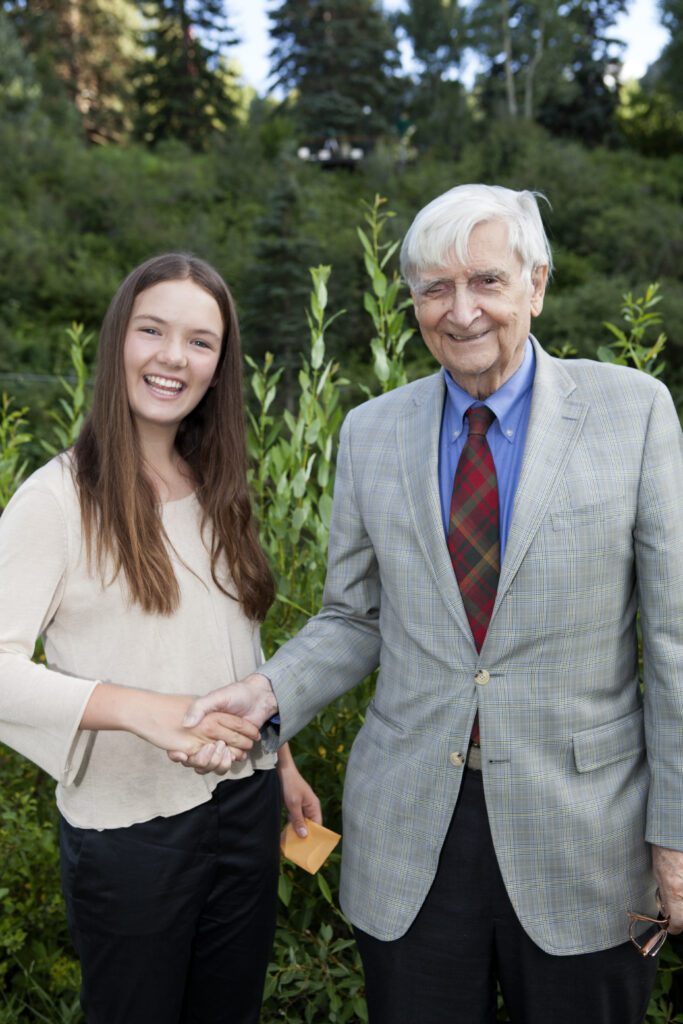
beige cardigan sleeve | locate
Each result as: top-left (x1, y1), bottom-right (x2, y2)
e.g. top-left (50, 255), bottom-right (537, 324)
top-left (0, 478), bottom-right (98, 784)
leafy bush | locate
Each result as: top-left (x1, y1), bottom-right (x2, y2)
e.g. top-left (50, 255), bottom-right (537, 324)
top-left (0, 202), bottom-right (682, 1023)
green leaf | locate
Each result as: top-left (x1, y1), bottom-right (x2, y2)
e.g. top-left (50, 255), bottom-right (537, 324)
top-left (371, 338), bottom-right (390, 382)
top-left (354, 996), bottom-right (369, 1021)
top-left (363, 292), bottom-right (379, 322)
top-left (356, 227), bottom-right (373, 257)
top-left (278, 872), bottom-right (292, 907)
top-left (292, 506), bottom-right (308, 531)
top-left (317, 872), bottom-right (334, 905)
top-left (380, 239), bottom-right (400, 269)
top-left (311, 334), bottom-right (325, 370)
top-left (372, 268), bottom-right (387, 298)
top-left (292, 468), bottom-right (307, 499)
top-left (305, 421), bottom-right (321, 445)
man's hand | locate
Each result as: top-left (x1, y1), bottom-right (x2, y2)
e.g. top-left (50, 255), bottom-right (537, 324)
top-left (81, 684), bottom-right (260, 768)
top-left (167, 673), bottom-right (279, 774)
top-left (652, 845), bottom-right (683, 934)
top-left (277, 743), bottom-right (322, 838)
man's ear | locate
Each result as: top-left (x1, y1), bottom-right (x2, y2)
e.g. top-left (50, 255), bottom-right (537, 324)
top-left (530, 264), bottom-right (549, 318)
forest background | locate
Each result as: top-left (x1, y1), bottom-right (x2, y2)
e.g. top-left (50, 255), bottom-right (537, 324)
top-left (1, 0), bottom-right (683, 1021)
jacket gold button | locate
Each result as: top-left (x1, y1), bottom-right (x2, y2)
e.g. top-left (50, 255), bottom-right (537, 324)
top-left (449, 751), bottom-right (465, 767)
top-left (474, 669), bottom-right (490, 685)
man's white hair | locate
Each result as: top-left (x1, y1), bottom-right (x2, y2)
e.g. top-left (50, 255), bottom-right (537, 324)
top-left (400, 183), bottom-right (553, 289)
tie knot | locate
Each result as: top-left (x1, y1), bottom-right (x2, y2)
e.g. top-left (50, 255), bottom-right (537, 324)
top-left (466, 405), bottom-right (495, 437)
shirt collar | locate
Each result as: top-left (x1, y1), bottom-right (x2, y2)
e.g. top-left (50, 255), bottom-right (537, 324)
top-left (442, 338), bottom-right (536, 445)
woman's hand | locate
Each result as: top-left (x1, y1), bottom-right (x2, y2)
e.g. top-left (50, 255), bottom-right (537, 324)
top-left (80, 684), bottom-right (261, 769)
top-left (277, 743), bottom-right (322, 838)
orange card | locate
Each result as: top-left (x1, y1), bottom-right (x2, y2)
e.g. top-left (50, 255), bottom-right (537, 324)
top-left (280, 819), bottom-right (341, 874)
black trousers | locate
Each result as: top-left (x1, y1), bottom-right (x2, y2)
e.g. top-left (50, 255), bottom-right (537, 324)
top-left (59, 770), bottom-right (281, 1024)
top-left (355, 766), bottom-right (658, 1024)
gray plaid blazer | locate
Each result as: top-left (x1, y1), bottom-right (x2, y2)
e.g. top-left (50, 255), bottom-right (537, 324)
top-left (265, 337), bottom-right (683, 954)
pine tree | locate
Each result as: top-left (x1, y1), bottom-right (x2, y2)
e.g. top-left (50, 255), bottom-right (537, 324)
top-left (268, 0), bottom-right (400, 144)
top-left (242, 172), bottom-right (321, 404)
top-left (135, 0), bottom-right (237, 149)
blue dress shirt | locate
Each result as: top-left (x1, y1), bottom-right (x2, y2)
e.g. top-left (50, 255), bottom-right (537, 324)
top-left (438, 339), bottom-right (536, 564)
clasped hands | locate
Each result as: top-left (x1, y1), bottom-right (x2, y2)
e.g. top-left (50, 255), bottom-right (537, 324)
top-left (168, 673), bottom-right (278, 775)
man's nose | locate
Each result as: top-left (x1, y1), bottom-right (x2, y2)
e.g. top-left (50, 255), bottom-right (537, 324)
top-left (444, 289), bottom-right (481, 327)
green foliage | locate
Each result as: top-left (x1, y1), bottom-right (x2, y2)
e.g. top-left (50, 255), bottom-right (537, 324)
top-left (242, 169), bottom-right (324, 387)
top-left (598, 284), bottom-right (668, 376)
top-left (1, 202), bottom-right (683, 1021)
top-left (134, 0), bottom-right (238, 149)
top-left (268, 0), bottom-right (400, 141)
top-left (248, 264), bottom-right (347, 638)
top-left (3, 0), bottom-right (140, 142)
top-left (40, 324), bottom-right (93, 457)
top-left (470, 0), bottom-right (626, 140)
top-left (618, 82), bottom-right (683, 158)
top-left (0, 394), bottom-right (31, 510)
top-left (0, 8), bottom-right (41, 121)
top-left (0, 748), bottom-right (81, 1015)
top-left (357, 194), bottom-right (413, 393)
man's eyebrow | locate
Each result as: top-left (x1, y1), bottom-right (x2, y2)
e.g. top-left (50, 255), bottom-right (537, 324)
top-left (472, 267), bottom-right (510, 280)
top-left (414, 275), bottom-right (451, 293)
top-left (415, 267), bottom-right (510, 291)
top-left (131, 314), bottom-right (221, 339)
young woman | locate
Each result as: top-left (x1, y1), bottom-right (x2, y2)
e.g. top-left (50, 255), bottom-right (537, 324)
top-left (0, 253), bottom-right (321, 1024)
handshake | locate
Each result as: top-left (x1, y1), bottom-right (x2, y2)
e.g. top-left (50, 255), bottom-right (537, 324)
top-left (166, 672), bottom-right (279, 775)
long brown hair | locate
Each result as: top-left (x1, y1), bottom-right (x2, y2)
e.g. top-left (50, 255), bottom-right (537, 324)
top-left (73, 253), bottom-right (275, 621)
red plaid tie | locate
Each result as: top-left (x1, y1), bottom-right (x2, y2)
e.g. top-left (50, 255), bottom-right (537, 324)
top-left (448, 406), bottom-right (500, 744)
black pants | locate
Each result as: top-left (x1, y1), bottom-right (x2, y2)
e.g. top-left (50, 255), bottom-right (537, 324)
top-left (60, 770), bottom-right (281, 1024)
top-left (355, 766), bottom-right (658, 1024)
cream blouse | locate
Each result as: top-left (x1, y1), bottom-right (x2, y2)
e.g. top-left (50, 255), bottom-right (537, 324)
top-left (0, 455), bottom-right (275, 830)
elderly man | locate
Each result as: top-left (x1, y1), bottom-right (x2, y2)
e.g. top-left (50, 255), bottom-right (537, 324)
top-left (179, 184), bottom-right (683, 1023)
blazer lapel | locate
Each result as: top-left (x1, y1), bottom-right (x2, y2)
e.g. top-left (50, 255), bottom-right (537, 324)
top-left (494, 338), bottom-right (589, 611)
top-left (397, 373), bottom-right (472, 636)
top-left (397, 343), bottom-right (590, 640)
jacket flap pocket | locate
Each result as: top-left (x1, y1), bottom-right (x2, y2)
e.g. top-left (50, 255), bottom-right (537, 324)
top-left (573, 707), bottom-right (644, 773)
top-left (551, 496), bottom-right (625, 531)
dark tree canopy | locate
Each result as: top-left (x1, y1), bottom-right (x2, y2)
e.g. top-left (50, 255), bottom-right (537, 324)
top-left (3, 0), bottom-right (140, 141)
top-left (647, 0), bottom-right (683, 106)
top-left (135, 0), bottom-right (238, 148)
top-left (470, 0), bottom-right (626, 142)
top-left (268, 0), bottom-right (401, 142)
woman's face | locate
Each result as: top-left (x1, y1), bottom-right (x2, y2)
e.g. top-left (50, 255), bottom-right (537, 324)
top-left (123, 278), bottom-right (223, 440)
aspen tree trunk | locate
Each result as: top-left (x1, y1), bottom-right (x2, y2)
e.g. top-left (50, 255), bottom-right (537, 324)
top-left (500, 0), bottom-right (518, 116)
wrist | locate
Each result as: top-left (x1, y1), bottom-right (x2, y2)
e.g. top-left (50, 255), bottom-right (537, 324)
top-left (126, 691), bottom-right (187, 744)
top-left (251, 673), bottom-right (278, 720)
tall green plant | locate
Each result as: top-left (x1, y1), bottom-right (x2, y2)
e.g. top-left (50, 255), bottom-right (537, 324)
top-left (41, 324), bottom-right (92, 457)
top-left (598, 284), bottom-right (667, 377)
top-left (358, 194), bottom-right (414, 394)
top-left (0, 394), bottom-right (31, 510)
top-left (599, 283), bottom-right (683, 1024)
top-left (247, 265), bottom-right (347, 641)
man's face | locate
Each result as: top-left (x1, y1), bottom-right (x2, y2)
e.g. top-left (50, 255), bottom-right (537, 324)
top-left (410, 220), bottom-right (548, 399)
